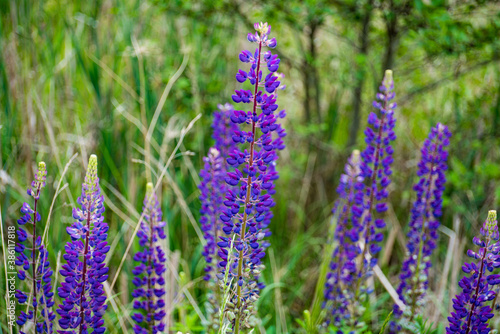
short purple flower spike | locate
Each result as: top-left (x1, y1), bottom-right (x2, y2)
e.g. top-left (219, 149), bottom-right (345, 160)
top-left (56, 155), bottom-right (109, 334)
top-left (217, 22), bottom-right (286, 332)
top-left (15, 162), bottom-right (56, 333)
top-left (200, 104), bottom-right (238, 282)
top-left (390, 123), bottom-right (451, 332)
top-left (447, 210), bottom-right (500, 333)
top-left (324, 150), bottom-right (364, 324)
top-left (131, 183), bottom-right (167, 334)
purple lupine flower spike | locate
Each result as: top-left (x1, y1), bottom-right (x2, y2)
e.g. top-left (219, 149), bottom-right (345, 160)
top-left (324, 150), bottom-right (364, 324)
top-left (200, 147), bottom-right (226, 282)
top-left (354, 70), bottom-right (397, 294)
top-left (217, 22), bottom-right (286, 332)
top-left (200, 104), bottom-right (238, 282)
top-left (390, 123), bottom-right (451, 332)
top-left (15, 161), bottom-right (55, 333)
top-left (57, 155), bottom-right (109, 334)
top-left (447, 210), bottom-right (500, 333)
top-left (131, 182), bottom-right (167, 334)
top-left (323, 70), bottom-right (396, 326)
top-left (213, 103), bottom-right (239, 158)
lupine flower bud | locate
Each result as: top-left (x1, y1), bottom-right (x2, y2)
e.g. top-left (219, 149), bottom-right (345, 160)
top-left (15, 162), bottom-right (55, 333)
top-left (57, 155), bottom-right (109, 334)
top-left (390, 123), bottom-right (451, 332)
top-left (447, 210), bottom-right (500, 333)
top-left (131, 182), bottom-right (167, 333)
top-left (217, 22), bottom-right (286, 333)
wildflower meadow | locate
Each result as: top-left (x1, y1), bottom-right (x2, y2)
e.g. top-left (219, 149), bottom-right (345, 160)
top-left (1, 1), bottom-right (500, 333)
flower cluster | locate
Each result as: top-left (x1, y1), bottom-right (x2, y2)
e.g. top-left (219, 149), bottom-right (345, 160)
top-left (390, 123), bottom-right (451, 332)
top-left (131, 182), bottom-right (167, 333)
top-left (15, 162), bottom-right (55, 333)
top-left (216, 22), bottom-right (286, 332)
top-left (324, 150), bottom-right (364, 324)
top-left (57, 155), bottom-right (109, 334)
top-left (353, 70), bottom-right (397, 292)
top-left (447, 210), bottom-right (500, 333)
top-left (200, 104), bottom-right (238, 282)
top-left (324, 70), bottom-right (397, 326)
top-left (200, 148), bottom-right (226, 282)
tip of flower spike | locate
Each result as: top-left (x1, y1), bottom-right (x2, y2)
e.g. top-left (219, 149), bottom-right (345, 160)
top-left (488, 210), bottom-right (497, 225)
top-left (255, 22), bottom-right (271, 36)
top-left (217, 103), bottom-right (233, 112)
top-left (349, 149), bottom-right (362, 169)
top-left (30, 161), bottom-right (48, 193)
top-left (382, 69), bottom-right (394, 91)
top-left (85, 154), bottom-right (98, 194)
top-left (484, 210), bottom-right (498, 238)
top-left (35, 161), bottom-right (47, 185)
top-left (208, 147), bottom-right (220, 158)
top-left (145, 182), bottom-right (156, 207)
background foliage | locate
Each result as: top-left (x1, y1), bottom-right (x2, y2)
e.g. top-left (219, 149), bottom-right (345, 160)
top-left (1, 0), bottom-right (500, 332)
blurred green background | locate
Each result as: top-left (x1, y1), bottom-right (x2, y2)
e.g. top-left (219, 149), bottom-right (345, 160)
top-left (1, 0), bottom-right (500, 332)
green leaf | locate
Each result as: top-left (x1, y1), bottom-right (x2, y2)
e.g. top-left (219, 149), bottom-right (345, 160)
top-left (378, 311), bottom-right (393, 334)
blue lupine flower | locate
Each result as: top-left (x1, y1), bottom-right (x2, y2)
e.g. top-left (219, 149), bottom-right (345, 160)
top-left (324, 70), bottom-right (397, 326)
top-left (131, 183), bottom-right (167, 334)
top-left (217, 22), bottom-right (286, 332)
top-left (390, 123), bottom-right (451, 332)
top-left (447, 210), bottom-right (500, 333)
top-left (200, 104), bottom-right (238, 282)
top-left (354, 69), bottom-right (397, 290)
top-left (56, 155), bottom-right (109, 334)
top-left (324, 150), bottom-right (364, 325)
top-left (14, 162), bottom-right (55, 333)
top-left (200, 147), bottom-right (227, 282)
